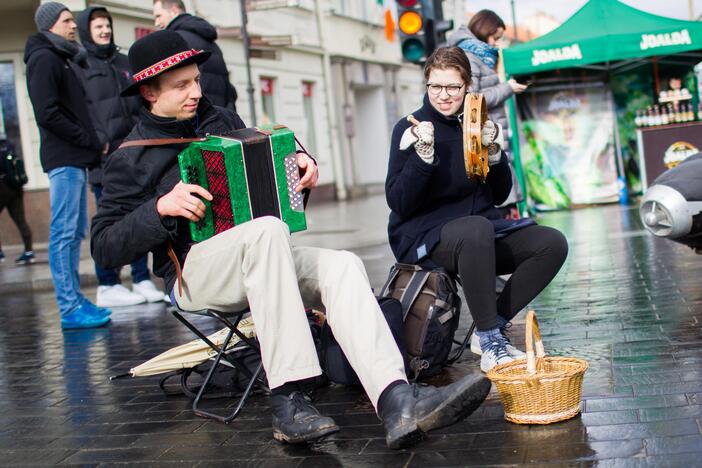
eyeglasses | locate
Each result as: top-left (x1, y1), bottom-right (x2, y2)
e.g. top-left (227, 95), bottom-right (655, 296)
top-left (426, 83), bottom-right (465, 97)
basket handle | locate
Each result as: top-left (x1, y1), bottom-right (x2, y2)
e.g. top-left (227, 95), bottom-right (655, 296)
top-left (525, 310), bottom-right (546, 375)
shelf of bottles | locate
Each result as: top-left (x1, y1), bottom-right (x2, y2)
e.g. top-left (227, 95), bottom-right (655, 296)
top-left (635, 88), bottom-right (700, 127)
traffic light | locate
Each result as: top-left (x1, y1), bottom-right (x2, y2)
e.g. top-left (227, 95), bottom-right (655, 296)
top-left (398, 1), bottom-right (454, 64)
top-left (397, 0), bottom-right (425, 63)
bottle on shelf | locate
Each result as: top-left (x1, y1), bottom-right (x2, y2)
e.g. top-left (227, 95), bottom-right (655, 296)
top-left (634, 109), bottom-right (642, 127)
top-left (661, 105), bottom-right (670, 125)
top-left (688, 103), bottom-right (695, 122)
top-left (653, 105), bottom-right (662, 126)
top-left (697, 102), bottom-right (702, 121)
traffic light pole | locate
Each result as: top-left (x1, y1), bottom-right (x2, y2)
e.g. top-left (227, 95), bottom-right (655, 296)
top-left (239, 0), bottom-right (258, 126)
top-left (511, 0), bottom-right (518, 42)
top-left (314, 0), bottom-right (348, 201)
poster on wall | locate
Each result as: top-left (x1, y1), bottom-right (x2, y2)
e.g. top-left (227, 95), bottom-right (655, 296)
top-left (517, 83), bottom-right (619, 210)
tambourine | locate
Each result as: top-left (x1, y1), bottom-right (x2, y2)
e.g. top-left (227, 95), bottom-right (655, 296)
top-left (463, 92), bottom-right (489, 182)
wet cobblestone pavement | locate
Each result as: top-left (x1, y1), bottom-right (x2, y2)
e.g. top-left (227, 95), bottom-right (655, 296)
top-left (1, 203), bottom-right (701, 466)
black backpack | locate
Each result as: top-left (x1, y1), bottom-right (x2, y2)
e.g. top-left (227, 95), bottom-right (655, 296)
top-left (320, 297), bottom-right (408, 386)
top-left (0, 141), bottom-right (28, 189)
top-left (379, 264), bottom-right (464, 380)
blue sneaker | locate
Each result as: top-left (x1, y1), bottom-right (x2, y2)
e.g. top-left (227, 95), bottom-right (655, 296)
top-left (61, 304), bottom-right (111, 329)
top-left (0, 250), bottom-right (5, 263)
top-left (83, 298), bottom-right (112, 317)
top-left (15, 251), bottom-right (36, 265)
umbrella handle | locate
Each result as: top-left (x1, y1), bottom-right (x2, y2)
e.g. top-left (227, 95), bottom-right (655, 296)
top-left (109, 372), bottom-right (132, 380)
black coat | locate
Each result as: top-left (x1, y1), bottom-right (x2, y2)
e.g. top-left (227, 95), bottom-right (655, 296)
top-left (386, 94), bottom-right (514, 264)
top-left (75, 7), bottom-right (141, 185)
top-left (90, 99), bottom-right (245, 294)
top-left (24, 33), bottom-right (101, 173)
top-left (167, 14), bottom-right (237, 110)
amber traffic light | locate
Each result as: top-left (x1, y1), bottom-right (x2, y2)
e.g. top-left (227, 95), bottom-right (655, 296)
top-left (397, 0), bottom-right (453, 64)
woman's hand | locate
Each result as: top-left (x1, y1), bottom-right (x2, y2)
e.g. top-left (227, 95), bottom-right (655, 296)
top-left (399, 121), bottom-right (435, 163)
top-left (508, 78), bottom-right (528, 94)
top-left (482, 120), bottom-right (505, 165)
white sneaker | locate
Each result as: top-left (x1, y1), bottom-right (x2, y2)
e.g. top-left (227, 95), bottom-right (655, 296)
top-left (97, 284), bottom-right (147, 307)
top-left (480, 339), bottom-right (516, 373)
top-left (132, 279), bottom-right (166, 303)
top-left (471, 332), bottom-right (526, 359)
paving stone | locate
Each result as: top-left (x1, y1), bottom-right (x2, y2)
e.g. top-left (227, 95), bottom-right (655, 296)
top-left (585, 419), bottom-right (700, 441)
top-left (644, 434), bottom-right (702, 455)
top-left (1, 201), bottom-right (701, 465)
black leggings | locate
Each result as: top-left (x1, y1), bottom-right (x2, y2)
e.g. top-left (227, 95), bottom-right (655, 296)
top-left (428, 216), bottom-right (568, 331)
top-left (0, 183), bottom-right (33, 252)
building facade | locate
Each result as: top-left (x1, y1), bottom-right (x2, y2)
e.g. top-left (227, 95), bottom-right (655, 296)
top-left (0, 0), bottom-right (431, 245)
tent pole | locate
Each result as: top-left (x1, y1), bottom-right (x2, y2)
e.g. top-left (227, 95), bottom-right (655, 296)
top-left (507, 94), bottom-right (528, 215)
top-left (653, 57), bottom-right (661, 96)
top-left (608, 85), bottom-right (627, 203)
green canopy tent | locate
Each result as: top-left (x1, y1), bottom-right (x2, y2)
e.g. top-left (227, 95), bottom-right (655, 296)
top-left (502, 0), bottom-right (702, 210)
top-left (504, 0), bottom-right (702, 75)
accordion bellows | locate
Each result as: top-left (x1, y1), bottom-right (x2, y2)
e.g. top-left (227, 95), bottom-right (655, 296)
top-left (178, 125), bottom-right (306, 242)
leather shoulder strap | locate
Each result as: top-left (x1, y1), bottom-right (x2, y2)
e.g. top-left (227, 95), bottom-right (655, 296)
top-left (118, 137), bottom-right (206, 149)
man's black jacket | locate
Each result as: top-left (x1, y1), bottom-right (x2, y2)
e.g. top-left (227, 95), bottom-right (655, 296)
top-left (24, 33), bottom-right (101, 172)
top-left (75, 6), bottom-right (141, 185)
top-left (168, 14), bottom-right (237, 110)
top-left (90, 99), bottom-right (245, 294)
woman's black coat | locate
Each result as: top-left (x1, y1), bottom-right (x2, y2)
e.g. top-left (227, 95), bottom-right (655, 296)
top-left (385, 94), bottom-right (513, 264)
top-left (75, 6), bottom-right (141, 185)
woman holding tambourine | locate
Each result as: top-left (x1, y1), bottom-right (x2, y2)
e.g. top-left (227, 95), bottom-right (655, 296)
top-left (385, 47), bottom-right (568, 373)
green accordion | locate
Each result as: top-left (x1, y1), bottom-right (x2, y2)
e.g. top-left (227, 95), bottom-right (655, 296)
top-left (177, 125), bottom-right (307, 242)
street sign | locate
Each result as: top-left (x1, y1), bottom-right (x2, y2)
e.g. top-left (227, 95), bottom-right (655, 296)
top-left (247, 0), bottom-right (299, 11)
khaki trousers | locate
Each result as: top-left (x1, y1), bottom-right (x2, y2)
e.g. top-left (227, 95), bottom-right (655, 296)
top-left (174, 216), bottom-right (406, 407)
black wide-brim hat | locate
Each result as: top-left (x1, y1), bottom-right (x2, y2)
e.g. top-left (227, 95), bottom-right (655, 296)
top-left (121, 30), bottom-right (211, 97)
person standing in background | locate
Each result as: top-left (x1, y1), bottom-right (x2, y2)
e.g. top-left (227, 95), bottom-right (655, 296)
top-left (152, 0), bottom-right (238, 111)
top-left (24, 2), bottom-right (110, 329)
top-left (0, 137), bottom-right (34, 265)
top-left (75, 6), bottom-right (165, 307)
top-left (448, 9), bottom-right (528, 212)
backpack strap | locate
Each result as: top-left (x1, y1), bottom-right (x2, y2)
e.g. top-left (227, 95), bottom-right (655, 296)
top-left (398, 269), bottom-right (431, 322)
top-left (379, 264), bottom-right (401, 298)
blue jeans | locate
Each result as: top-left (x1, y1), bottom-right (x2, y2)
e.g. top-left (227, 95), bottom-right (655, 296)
top-left (48, 166), bottom-right (88, 317)
top-left (91, 184), bottom-right (150, 285)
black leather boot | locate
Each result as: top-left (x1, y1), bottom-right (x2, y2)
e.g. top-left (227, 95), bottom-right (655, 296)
top-left (271, 391), bottom-right (339, 443)
top-left (378, 373), bottom-right (491, 449)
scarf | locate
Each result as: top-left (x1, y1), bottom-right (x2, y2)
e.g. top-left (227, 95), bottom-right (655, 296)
top-left (41, 31), bottom-right (88, 66)
top-left (457, 36), bottom-right (498, 70)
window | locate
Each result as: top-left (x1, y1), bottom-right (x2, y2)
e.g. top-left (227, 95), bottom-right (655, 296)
top-left (0, 61), bottom-right (22, 158)
top-left (260, 77), bottom-right (276, 124)
top-left (301, 81), bottom-right (317, 155)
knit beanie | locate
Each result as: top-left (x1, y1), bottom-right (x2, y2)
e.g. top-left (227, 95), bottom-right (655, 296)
top-left (34, 2), bottom-right (69, 31)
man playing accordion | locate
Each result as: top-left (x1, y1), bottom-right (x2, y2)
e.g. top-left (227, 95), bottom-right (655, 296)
top-left (91, 30), bottom-right (490, 449)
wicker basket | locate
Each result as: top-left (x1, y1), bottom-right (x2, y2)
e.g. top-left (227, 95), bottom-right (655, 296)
top-left (486, 310), bottom-right (588, 424)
